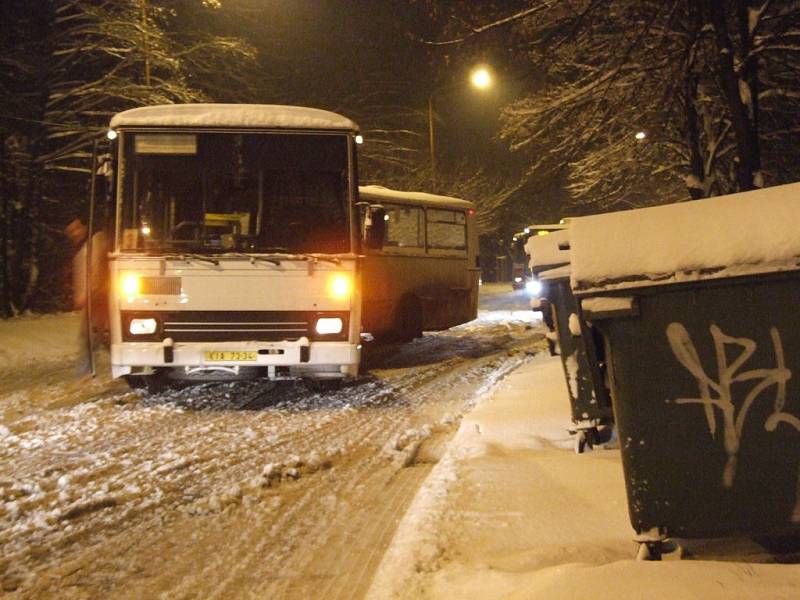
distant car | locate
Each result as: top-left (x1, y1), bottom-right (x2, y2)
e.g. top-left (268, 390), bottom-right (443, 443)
top-left (510, 223), bottom-right (567, 291)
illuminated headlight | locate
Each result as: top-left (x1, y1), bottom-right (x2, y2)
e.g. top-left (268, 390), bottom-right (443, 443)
top-left (129, 318), bottom-right (157, 335)
top-left (316, 317), bottom-right (343, 335)
top-left (121, 273), bottom-right (140, 297)
top-left (514, 276), bottom-right (523, 283)
top-left (329, 274), bottom-right (351, 299)
top-left (526, 279), bottom-right (543, 295)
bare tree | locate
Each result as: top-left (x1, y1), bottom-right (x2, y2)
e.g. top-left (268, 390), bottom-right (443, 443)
top-left (417, 0), bottom-right (800, 211)
top-left (0, 0), bottom-right (255, 316)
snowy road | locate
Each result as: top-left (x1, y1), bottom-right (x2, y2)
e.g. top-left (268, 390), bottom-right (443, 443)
top-left (0, 294), bottom-right (544, 598)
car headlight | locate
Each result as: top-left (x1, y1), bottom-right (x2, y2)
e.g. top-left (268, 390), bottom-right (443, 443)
top-left (129, 317), bottom-right (157, 335)
top-left (316, 317), bottom-right (343, 335)
top-left (121, 273), bottom-right (140, 297)
top-left (526, 279), bottom-right (543, 295)
top-left (329, 274), bottom-right (351, 299)
top-left (514, 276), bottom-right (523, 283)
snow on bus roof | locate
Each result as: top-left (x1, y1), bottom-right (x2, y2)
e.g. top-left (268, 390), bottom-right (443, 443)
top-left (358, 185), bottom-right (474, 210)
top-left (570, 181), bottom-right (800, 292)
top-left (110, 104), bottom-right (358, 131)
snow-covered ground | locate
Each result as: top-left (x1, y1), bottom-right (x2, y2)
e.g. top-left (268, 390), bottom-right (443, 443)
top-left (367, 354), bottom-right (800, 600)
top-left (2, 289), bottom-right (799, 598)
top-left (0, 299), bottom-right (545, 598)
top-left (0, 312), bottom-right (81, 373)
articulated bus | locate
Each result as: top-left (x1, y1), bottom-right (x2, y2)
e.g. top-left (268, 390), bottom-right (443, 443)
top-left (358, 185), bottom-right (479, 341)
top-left (102, 104), bottom-right (478, 390)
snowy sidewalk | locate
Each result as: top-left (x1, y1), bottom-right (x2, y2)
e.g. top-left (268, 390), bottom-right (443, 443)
top-left (367, 354), bottom-right (800, 600)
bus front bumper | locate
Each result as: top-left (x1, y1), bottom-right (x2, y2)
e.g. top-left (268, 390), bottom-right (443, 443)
top-left (111, 337), bottom-right (360, 380)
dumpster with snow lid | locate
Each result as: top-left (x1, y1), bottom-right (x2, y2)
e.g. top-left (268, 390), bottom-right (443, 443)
top-left (571, 182), bottom-right (800, 560)
top-left (540, 264), bottom-right (614, 453)
top-left (527, 228), bottom-right (570, 355)
top-left (528, 230), bottom-right (613, 453)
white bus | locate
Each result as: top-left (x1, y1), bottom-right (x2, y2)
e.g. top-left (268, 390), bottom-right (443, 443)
top-left (101, 104), bottom-right (478, 390)
top-left (358, 185), bottom-right (479, 342)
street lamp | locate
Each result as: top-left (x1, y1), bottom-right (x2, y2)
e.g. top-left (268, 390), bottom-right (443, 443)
top-left (470, 66), bottom-right (492, 90)
top-left (428, 65), bottom-right (493, 183)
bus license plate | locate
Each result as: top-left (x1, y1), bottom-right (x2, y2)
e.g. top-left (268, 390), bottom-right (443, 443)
top-left (204, 351), bottom-right (257, 362)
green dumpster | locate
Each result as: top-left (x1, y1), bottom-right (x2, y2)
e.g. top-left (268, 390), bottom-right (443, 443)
top-left (527, 228), bottom-right (570, 356)
top-left (572, 182), bottom-right (800, 559)
top-left (528, 230), bottom-right (613, 453)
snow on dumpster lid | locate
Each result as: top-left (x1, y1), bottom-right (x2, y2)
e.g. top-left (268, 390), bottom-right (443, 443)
top-left (110, 104), bottom-right (359, 131)
top-left (358, 185), bottom-right (474, 210)
top-left (527, 229), bottom-right (570, 271)
top-left (539, 264), bottom-right (571, 281)
top-left (570, 182), bottom-right (800, 292)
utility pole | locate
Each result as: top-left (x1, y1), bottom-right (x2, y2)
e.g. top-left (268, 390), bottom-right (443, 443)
top-left (141, 0), bottom-right (151, 86)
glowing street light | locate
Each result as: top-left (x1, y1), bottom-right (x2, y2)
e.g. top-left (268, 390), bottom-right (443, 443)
top-left (429, 66), bottom-right (494, 184)
top-left (470, 66), bottom-right (492, 90)
top-left (635, 131), bottom-right (647, 140)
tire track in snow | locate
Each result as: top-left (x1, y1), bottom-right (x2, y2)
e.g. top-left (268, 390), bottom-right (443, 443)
top-left (2, 316), bottom-right (544, 597)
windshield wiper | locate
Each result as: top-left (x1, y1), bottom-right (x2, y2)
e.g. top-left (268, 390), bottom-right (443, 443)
top-left (225, 252), bottom-right (281, 266)
top-left (283, 252), bottom-right (341, 265)
top-left (163, 253), bottom-right (220, 266)
top-left (252, 248), bottom-right (341, 265)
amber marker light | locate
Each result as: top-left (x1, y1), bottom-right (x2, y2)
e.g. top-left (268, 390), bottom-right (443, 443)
top-left (121, 273), bottom-right (141, 298)
top-left (329, 274), bottom-right (352, 299)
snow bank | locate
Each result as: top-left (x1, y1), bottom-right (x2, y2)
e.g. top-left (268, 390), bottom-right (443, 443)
top-left (0, 313), bottom-right (80, 372)
top-left (570, 181), bottom-right (800, 292)
top-left (369, 353), bottom-right (800, 600)
top-left (425, 560), bottom-right (800, 600)
top-left (526, 229), bottom-right (570, 271)
top-left (110, 104), bottom-right (358, 131)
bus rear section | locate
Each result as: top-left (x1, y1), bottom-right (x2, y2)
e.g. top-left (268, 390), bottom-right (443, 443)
top-left (357, 185), bottom-right (480, 342)
top-left (106, 104), bottom-right (362, 388)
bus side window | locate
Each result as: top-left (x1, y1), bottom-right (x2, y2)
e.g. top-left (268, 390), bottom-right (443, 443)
top-left (383, 203), bottom-right (424, 249)
top-left (426, 209), bottom-right (466, 252)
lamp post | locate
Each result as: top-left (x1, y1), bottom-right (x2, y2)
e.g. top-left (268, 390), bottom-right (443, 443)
top-left (428, 66), bottom-right (493, 183)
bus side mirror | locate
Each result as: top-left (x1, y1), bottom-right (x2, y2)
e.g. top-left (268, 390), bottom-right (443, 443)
top-left (361, 204), bottom-right (386, 250)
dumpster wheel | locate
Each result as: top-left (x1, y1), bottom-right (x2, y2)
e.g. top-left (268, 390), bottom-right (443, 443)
top-left (636, 541), bottom-right (663, 561)
top-left (574, 429), bottom-right (593, 454)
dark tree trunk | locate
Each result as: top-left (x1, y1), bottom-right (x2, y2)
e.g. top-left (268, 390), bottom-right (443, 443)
top-left (704, 0), bottom-right (760, 191)
top-left (0, 138), bottom-right (12, 318)
top-left (685, 2), bottom-right (706, 200)
top-left (736, 0), bottom-right (762, 184)
top-left (685, 74), bottom-right (707, 200)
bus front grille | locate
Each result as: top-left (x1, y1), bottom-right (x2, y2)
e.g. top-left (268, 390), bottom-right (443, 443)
top-left (121, 311), bottom-right (348, 342)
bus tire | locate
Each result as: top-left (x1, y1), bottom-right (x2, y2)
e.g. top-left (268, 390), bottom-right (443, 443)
top-left (124, 373), bottom-right (166, 395)
top-left (303, 378), bottom-right (343, 393)
top-left (398, 296), bottom-right (423, 342)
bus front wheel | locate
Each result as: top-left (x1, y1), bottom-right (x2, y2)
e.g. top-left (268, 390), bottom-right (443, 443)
top-left (124, 373), bottom-right (167, 395)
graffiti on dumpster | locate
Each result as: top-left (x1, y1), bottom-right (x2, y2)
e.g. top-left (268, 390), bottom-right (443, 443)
top-left (666, 322), bottom-right (797, 488)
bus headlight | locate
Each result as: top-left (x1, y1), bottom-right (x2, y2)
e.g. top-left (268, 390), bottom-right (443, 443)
top-left (129, 317), bottom-right (157, 335)
top-left (121, 273), bottom-right (141, 297)
top-left (329, 274), bottom-right (351, 299)
top-left (526, 279), bottom-right (543, 296)
top-left (316, 317), bottom-right (343, 335)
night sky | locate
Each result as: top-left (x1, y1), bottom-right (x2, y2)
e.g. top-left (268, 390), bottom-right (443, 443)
top-left (224, 0), bottom-right (525, 177)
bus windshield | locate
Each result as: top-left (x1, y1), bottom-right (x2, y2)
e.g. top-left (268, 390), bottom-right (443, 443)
top-left (118, 131), bottom-right (351, 254)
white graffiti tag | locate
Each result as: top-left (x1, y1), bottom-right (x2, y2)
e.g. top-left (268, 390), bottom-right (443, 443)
top-left (666, 323), bottom-right (792, 488)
